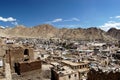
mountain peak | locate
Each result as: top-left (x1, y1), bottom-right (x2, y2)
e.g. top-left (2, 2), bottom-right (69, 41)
top-left (107, 28), bottom-right (120, 40)
top-left (15, 25), bottom-right (26, 28)
top-left (34, 24), bottom-right (55, 29)
top-left (108, 28), bottom-right (117, 31)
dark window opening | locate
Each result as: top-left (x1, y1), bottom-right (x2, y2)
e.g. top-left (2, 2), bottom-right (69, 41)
top-left (24, 58), bottom-right (29, 61)
top-left (80, 66), bottom-right (81, 69)
top-left (68, 75), bottom-right (71, 79)
top-left (24, 49), bottom-right (29, 61)
top-left (41, 54), bottom-right (44, 57)
top-left (14, 63), bottom-right (20, 75)
top-left (75, 74), bottom-right (77, 77)
top-left (24, 49), bottom-right (29, 55)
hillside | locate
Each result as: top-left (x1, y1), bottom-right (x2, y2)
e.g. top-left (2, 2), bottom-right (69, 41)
top-left (107, 28), bottom-right (120, 40)
top-left (0, 24), bottom-right (117, 41)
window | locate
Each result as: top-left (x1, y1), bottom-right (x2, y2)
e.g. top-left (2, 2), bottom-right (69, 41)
top-left (83, 65), bottom-right (84, 68)
top-left (74, 74), bottom-right (77, 77)
top-left (24, 49), bottom-right (29, 61)
top-left (41, 54), bottom-right (44, 57)
top-left (79, 66), bottom-right (81, 69)
top-left (68, 75), bottom-right (71, 79)
top-left (24, 49), bottom-right (29, 55)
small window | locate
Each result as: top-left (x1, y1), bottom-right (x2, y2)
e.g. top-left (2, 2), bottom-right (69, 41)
top-left (24, 49), bottom-right (29, 55)
top-left (68, 75), bottom-right (71, 79)
top-left (79, 66), bottom-right (81, 69)
top-left (74, 74), bottom-right (77, 77)
top-left (41, 54), bottom-right (44, 57)
top-left (83, 65), bottom-right (84, 68)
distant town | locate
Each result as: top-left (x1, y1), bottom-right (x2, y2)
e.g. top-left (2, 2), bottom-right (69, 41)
top-left (1, 0), bottom-right (120, 79)
top-left (0, 36), bottom-right (120, 80)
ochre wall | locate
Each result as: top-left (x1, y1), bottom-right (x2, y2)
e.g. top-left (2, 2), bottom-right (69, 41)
top-left (16, 60), bottom-right (41, 74)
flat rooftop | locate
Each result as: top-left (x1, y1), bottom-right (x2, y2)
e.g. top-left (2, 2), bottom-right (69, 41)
top-left (61, 60), bottom-right (89, 66)
top-left (56, 66), bottom-right (76, 76)
top-left (62, 60), bottom-right (81, 66)
top-left (54, 65), bottom-right (89, 76)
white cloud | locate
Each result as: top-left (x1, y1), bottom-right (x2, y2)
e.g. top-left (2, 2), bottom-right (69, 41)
top-left (0, 26), bottom-right (5, 28)
top-left (46, 17), bottom-right (80, 24)
top-left (99, 21), bottom-right (120, 31)
top-left (115, 16), bottom-right (120, 19)
top-left (109, 17), bottom-right (113, 19)
top-left (64, 18), bottom-right (80, 22)
top-left (46, 18), bottom-right (62, 24)
top-left (0, 16), bottom-right (16, 22)
top-left (52, 18), bottom-right (63, 23)
top-left (110, 16), bottom-right (120, 19)
top-left (72, 18), bottom-right (80, 21)
top-left (0, 26), bottom-right (9, 28)
top-left (11, 22), bottom-right (18, 25)
top-left (57, 24), bottom-right (82, 28)
top-left (0, 16), bottom-right (19, 26)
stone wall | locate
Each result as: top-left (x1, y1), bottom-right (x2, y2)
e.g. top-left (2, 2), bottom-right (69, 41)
top-left (6, 47), bottom-right (24, 72)
top-left (87, 69), bottom-right (120, 80)
top-left (5, 63), bottom-right (12, 80)
top-left (15, 60), bottom-right (41, 75)
top-left (51, 69), bottom-right (79, 80)
top-left (51, 69), bottom-right (59, 80)
top-left (5, 47), bottom-right (34, 72)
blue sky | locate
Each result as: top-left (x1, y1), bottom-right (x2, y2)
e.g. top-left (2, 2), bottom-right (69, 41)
top-left (1, 0), bottom-right (120, 31)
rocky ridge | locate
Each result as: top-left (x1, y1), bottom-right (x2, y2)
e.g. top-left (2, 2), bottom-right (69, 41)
top-left (0, 24), bottom-right (118, 41)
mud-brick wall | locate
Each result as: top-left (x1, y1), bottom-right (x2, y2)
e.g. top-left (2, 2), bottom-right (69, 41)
top-left (51, 69), bottom-right (59, 80)
top-left (87, 69), bottom-right (120, 80)
top-left (28, 48), bottom-right (34, 60)
top-left (18, 60), bottom-right (41, 73)
top-left (6, 48), bottom-right (24, 72)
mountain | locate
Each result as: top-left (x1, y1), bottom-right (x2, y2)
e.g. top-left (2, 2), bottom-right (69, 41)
top-left (107, 28), bottom-right (120, 40)
top-left (0, 24), bottom-right (117, 41)
top-left (59, 27), bottom-right (103, 40)
top-left (4, 24), bottom-right (58, 38)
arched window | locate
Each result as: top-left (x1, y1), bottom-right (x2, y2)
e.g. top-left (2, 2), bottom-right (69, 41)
top-left (24, 49), bottom-right (29, 55)
top-left (24, 49), bottom-right (29, 61)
